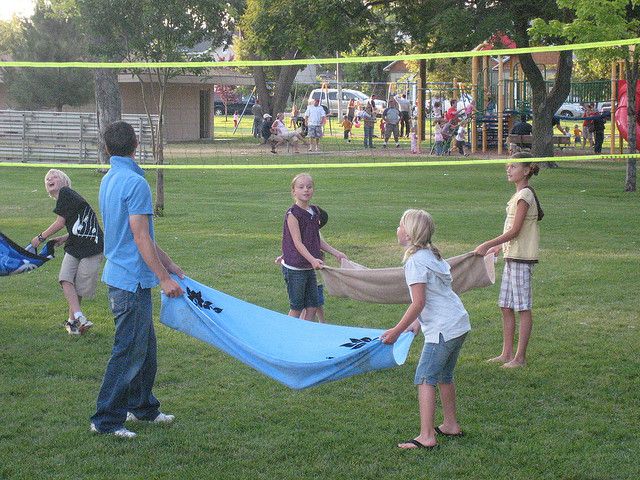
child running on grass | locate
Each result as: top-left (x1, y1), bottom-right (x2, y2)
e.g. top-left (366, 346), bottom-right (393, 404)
top-left (382, 209), bottom-right (470, 450)
top-left (31, 169), bottom-right (104, 335)
top-left (281, 173), bottom-right (347, 320)
top-left (474, 152), bottom-right (543, 368)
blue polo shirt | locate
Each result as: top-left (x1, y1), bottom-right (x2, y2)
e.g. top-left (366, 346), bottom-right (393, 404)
top-left (99, 155), bottom-right (158, 292)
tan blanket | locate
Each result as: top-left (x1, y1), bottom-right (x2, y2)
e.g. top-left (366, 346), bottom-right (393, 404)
top-left (320, 252), bottom-right (495, 304)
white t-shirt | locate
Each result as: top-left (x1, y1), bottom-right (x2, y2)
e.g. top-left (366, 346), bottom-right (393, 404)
top-left (304, 105), bottom-right (326, 126)
top-left (404, 248), bottom-right (471, 343)
top-left (272, 119), bottom-right (289, 135)
top-left (395, 96), bottom-right (411, 112)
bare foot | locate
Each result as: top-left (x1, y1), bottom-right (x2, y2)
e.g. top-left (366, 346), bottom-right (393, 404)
top-left (502, 359), bottom-right (526, 368)
top-left (486, 355), bottom-right (513, 364)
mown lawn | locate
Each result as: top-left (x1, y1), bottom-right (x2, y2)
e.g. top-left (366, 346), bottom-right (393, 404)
top-left (0, 158), bottom-right (638, 479)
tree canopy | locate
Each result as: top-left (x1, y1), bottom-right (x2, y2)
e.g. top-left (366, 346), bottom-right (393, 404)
top-left (3, 1), bottom-right (93, 111)
top-left (236, 0), bottom-right (371, 115)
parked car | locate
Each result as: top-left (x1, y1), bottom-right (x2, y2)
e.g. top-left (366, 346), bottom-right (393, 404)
top-left (214, 96), bottom-right (255, 116)
top-left (308, 88), bottom-right (387, 116)
top-left (597, 102), bottom-right (612, 116)
top-left (556, 102), bottom-right (584, 117)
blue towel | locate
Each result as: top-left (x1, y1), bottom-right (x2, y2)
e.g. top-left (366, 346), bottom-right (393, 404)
top-left (160, 275), bottom-right (415, 389)
top-left (0, 232), bottom-right (55, 276)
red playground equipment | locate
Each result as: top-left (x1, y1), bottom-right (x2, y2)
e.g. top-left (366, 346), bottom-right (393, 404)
top-left (614, 79), bottom-right (640, 151)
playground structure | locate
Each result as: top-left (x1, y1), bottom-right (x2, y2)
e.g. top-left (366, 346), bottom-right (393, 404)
top-left (468, 34), bottom-right (639, 155)
top-left (611, 60), bottom-right (640, 153)
top-left (230, 36), bottom-right (637, 156)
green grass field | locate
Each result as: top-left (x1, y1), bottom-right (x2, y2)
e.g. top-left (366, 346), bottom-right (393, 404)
top-left (0, 156), bottom-right (638, 479)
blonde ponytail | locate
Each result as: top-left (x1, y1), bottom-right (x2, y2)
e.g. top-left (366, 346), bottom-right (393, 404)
top-left (400, 209), bottom-right (441, 262)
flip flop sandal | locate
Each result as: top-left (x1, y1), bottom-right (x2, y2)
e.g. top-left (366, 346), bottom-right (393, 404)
top-left (399, 439), bottom-right (437, 450)
top-left (435, 426), bottom-right (465, 437)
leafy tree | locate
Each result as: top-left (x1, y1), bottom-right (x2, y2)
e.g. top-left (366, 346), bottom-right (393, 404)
top-left (72, 0), bottom-right (240, 215)
top-left (214, 84), bottom-right (238, 119)
top-left (3, 1), bottom-right (93, 112)
top-left (236, 0), bottom-right (369, 116)
top-left (532, 0), bottom-right (639, 191)
top-left (0, 18), bottom-right (22, 55)
top-left (384, 0), bottom-right (573, 161)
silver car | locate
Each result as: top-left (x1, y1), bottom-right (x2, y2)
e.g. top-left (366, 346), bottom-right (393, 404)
top-left (556, 102), bottom-right (584, 117)
top-left (309, 88), bottom-right (387, 116)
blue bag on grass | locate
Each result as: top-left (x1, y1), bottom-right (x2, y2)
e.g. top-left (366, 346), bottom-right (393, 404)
top-left (0, 232), bottom-right (55, 276)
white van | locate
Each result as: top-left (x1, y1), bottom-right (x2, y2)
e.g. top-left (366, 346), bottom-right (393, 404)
top-left (308, 88), bottom-right (387, 116)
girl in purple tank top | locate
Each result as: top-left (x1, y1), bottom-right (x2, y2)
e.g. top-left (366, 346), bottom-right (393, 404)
top-left (281, 173), bottom-right (347, 320)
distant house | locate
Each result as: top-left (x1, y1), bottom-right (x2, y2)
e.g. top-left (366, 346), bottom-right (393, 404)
top-left (383, 60), bottom-right (416, 83)
top-left (489, 52), bottom-right (561, 81)
top-left (0, 67), bottom-right (254, 142)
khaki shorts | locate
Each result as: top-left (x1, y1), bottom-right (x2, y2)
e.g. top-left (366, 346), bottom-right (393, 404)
top-left (58, 252), bottom-right (103, 298)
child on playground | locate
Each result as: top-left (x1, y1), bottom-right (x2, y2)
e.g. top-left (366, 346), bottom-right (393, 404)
top-left (379, 117), bottom-right (385, 139)
top-left (233, 111), bottom-right (239, 128)
top-left (455, 121), bottom-right (469, 156)
top-left (281, 173), bottom-right (347, 320)
top-left (31, 169), bottom-right (104, 335)
top-left (410, 126), bottom-right (419, 154)
top-left (573, 124), bottom-right (582, 146)
top-left (434, 120), bottom-right (444, 155)
top-left (381, 209), bottom-right (470, 450)
top-left (342, 114), bottom-right (352, 142)
top-left (474, 152), bottom-right (542, 368)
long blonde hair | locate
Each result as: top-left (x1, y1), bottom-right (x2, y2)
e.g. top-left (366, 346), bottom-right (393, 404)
top-left (400, 209), bottom-right (442, 262)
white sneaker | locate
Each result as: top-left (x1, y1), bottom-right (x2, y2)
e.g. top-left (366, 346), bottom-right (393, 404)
top-left (76, 314), bottom-right (93, 333)
top-left (90, 422), bottom-right (136, 438)
top-left (126, 411), bottom-right (175, 424)
top-left (65, 320), bottom-right (81, 335)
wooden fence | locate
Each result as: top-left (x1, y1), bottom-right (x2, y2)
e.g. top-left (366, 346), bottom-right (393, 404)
top-left (0, 110), bottom-right (158, 163)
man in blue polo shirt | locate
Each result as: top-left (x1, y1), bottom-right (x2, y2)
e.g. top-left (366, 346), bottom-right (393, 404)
top-left (90, 121), bottom-right (184, 439)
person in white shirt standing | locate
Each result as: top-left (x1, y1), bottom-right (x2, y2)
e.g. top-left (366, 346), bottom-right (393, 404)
top-left (395, 93), bottom-right (412, 138)
top-left (304, 99), bottom-right (327, 152)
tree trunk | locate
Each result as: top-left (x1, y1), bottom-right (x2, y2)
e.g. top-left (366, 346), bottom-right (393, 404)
top-left (154, 70), bottom-right (168, 216)
top-left (252, 50), bottom-right (300, 117)
top-left (273, 65), bottom-right (299, 117)
top-left (519, 51), bottom-right (573, 167)
top-left (94, 68), bottom-right (122, 166)
top-left (625, 56), bottom-right (638, 192)
top-left (253, 66), bottom-right (271, 115)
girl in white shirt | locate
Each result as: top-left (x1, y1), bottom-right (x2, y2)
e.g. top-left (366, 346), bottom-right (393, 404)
top-left (382, 209), bottom-right (470, 450)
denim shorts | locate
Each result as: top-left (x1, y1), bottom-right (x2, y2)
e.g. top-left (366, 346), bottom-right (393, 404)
top-left (414, 332), bottom-right (467, 386)
top-left (282, 266), bottom-right (319, 311)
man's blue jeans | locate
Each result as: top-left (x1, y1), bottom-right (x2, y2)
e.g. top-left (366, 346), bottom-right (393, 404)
top-left (91, 285), bottom-right (160, 432)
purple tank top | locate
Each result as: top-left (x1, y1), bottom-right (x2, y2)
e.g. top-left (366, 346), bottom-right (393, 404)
top-left (282, 204), bottom-right (321, 269)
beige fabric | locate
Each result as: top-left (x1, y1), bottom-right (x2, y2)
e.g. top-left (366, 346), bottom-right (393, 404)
top-left (502, 188), bottom-right (539, 261)
top-left (58, 252), bottom-right (103, 298)
top-left (320, 252), bottom-right (495, 304)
